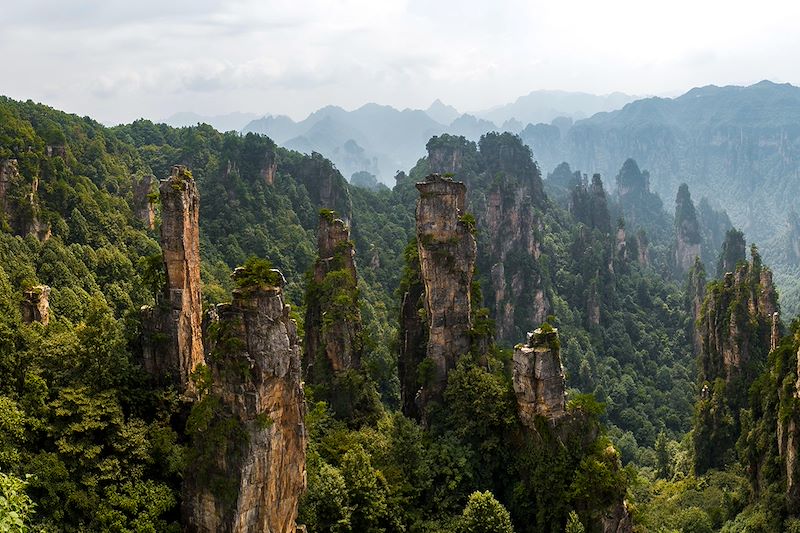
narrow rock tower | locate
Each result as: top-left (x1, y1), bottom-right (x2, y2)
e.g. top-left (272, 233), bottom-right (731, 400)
top-left (141, 165), bottom-right (204, 392)
top-left (304, 211), bottom-right (362, 380)
top-left (512, 326), bottom-right (567, 426)
top-left (414, 173), bottom-right (477, 407)
top-left (183, 271), bottom-right (306, 533)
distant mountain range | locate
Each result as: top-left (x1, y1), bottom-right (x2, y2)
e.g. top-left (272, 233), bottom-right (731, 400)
top-left (520, 80), bottom-right (800, 313)
top-left (163, 111), bottom-right (259, 132)
top-left (239, 90), bottom-right (637, 182)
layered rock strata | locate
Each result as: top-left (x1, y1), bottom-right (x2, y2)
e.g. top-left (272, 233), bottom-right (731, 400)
top-left (133, 174), bottom-right (156, 230)
top-left (141, 166), bottom-right (204, 392)
top-left (183, 280), bottom-right (306, 533)
top-left (415, 174), bottom-right (477, 405)
top-left (21, 285), bottom-right (50, 325)
top-left (512, 327), bottom-right (567, 426)
top-left (304, 212), bottom-right (362, 381)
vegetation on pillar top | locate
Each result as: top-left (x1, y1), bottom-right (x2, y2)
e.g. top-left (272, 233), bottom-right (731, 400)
top-left (232, 257), bottom-right (284, 294)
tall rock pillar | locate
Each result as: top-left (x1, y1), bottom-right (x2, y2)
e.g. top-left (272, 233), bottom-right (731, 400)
top-left (304, 211), bottom-right (361, 381)
top-left (141, 165), bottom-right (204, 393)
top-left (184, 274), bottom-right (306, 533)
top-left (415, 174), bottom-right (477, 406)
top-left (512, 326), bottom-right (567, 425)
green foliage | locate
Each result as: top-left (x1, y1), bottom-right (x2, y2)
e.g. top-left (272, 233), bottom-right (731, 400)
top-left (458, 491), bottom-right (514, 533)
top-left (0, 472), bottom-right (35, 532)
top-left (233, 256), bottom-right (282, 292)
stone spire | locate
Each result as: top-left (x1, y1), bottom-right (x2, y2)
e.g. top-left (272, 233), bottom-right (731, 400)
top-left (304, 211), bottom-right (362, 381)
top-left (183, 275), bottom-right (307, 533)
top-left (21, 285), bottom-right (50, 325)
top-left (512, 326), bottom-right (567, 426)
top-left (132, 174), bottom-right (156, 230)
top-left (414, 173), bottom-right (477, 407)
top-left (141, 165), bottom-right (204, 393)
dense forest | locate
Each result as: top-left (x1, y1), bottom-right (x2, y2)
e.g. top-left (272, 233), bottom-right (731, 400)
top-left (0, 96), bottom-right (798, 532)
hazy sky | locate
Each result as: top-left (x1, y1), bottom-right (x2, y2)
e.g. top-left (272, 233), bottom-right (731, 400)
top-left (3, 0), bottom-right (799, 124)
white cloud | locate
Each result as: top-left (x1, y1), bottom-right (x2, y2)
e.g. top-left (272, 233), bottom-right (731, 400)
top-left (2, 0), bottom-right (799, 124)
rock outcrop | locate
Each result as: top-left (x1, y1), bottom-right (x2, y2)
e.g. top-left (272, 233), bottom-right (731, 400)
top-left (698, 249), bottom-right (777, 382)
top-left (141, 166), bottom-right (204, 393)
top-left (20, 285), bottom-right (50, 325)
top-left (687, 258), bottom-right (707, 354)
top-left (0, 158), bottom-right (49, 240)
top-left (674, 184), bottom-right (702, 274)
top-left (304, 211), bottom-right (362, 381)
top-left (398, 242), bottom-right (428, 420)
top-left (133, 174), bottom-right (156, 230)
top-left (415, 174), bottom-right (477, 406)
top-left (694, 247), bottom-right (779, 473)
top-left (512, 326), bottom-right (567, 426)
top-left (184, 278), bottom-right (306, 533)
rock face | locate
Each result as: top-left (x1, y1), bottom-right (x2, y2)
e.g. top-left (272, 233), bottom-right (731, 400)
top-left (512, 327), bottom-right (567, 425)
top-left (398, 245), bottom-right (428, 420)
top-left (0, 159), bottom-right (17, 215)
top-left (141, 166), bottom-right (204, 392)
top-left (415, 174), bottom-right (477, 405)
top-left (283, 152), bottom-right (352, 223)
top-left (184, 282), bottom-right (306, 533)
top-left (674, 184), bottom-right (703, 273)
top-left (698, 251), bottom-right (777, 382)
top-left (20, 285), bottom-right (50, 325)
top-left (304, 212), bottom-right (362, 380)
top-left (0, 158), bottom-right (49, 240)
top-left (133, 174), bottom-right (156, 230)
top-left (694, 248), bottom-right (779, 473)
top-left (687, 258), bottom-right (707, 354)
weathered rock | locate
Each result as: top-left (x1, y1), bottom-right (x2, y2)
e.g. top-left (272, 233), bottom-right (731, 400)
top-left (0, 159), bottom-right (17, 215)
top-left (183, 283), bottom-right (306, 533)
top-left (20, 285), bottom-right (50, 325)
top-left (601, 496), bottom-right (634, 533)
top-left (141, 166), bottom-right (204, 393)
top-left (635, 230), bottom-right (649, 267)
top-left (512, 327), bottom-right (567, 425)
top-left (687, 258), bottom-right (706, 354)
top-left (415, 174), bottom-right (477, 404)
top-left (398, 245), bottom-right (428, 420)
top-left (698, 250), bottom-right (777, 382)
top-left (261, 151), bottom-right (277, 186)
top-left (304, 212), bottom-right (362, 380)
top-left (674, 184), bottom-right (703, 273)
top-left (132, 174), bottom-right (156, 230)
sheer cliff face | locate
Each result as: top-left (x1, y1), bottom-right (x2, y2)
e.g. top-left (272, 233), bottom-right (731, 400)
top-left (21, 285), bottom-right (50, 325)
top-left (415, 174), bottom-right (477, 403)
top-left (143, 165), bottom-right (204, 392)
top-left (184, 284), bottom-right (306, 533)
top-left (698, 254), bottom-right (777, 382)
top-left (512, 327), bottom-right (567, 426)
top-left (304, 213), bottom-right (362, 380)
top-left (674, 185), bottom-right (703, 274)
top-left (687, 258), bottom-right (706, 354)
top-left (0, 158), bottom-right (49, 240)
top-left (398, 245), bottom-right (427, 420)
top-left (132, 174), bottom-right (156, 230)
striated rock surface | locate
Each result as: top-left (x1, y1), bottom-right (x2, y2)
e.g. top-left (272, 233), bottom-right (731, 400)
top-left (687, 258), bottom-right (707, 355)
top-left (304, 212), bottom-right (362, 380)
top-left (512, 327), bottom-right (567, 425)
top-left (674, 184), bottom-right (703, 274)
top-left (184, 281), bottom-right (306, 533)
top-left (21, 285), bottom-right (50, 325)
top-left (0, 158), bottom-right (49, 240)
top-left (132, 174), bottom-right (156, 230)
top-left (635, 230), bottom-right (649, 267)
top-left (415, 174), bottom-right (477, 404)
top-left (141, 166), bottom-right (204, 392)
top-left (698, 249), bottom-right (777, 382)
top-left (398, 243), bottom-right (428, 420)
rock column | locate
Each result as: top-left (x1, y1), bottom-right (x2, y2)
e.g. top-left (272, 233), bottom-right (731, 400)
top-left (512, 327), bottom-right (567, 426)
top-left (21, 285), bottom-right (50, 325)
top-left (184, 280), bottom-right (306, 533)
top-left (415, 174), bottom-right (477, 405)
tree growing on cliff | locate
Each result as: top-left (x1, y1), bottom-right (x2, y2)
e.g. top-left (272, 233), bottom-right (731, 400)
top-left (458, 491), bottom-right (514, 533)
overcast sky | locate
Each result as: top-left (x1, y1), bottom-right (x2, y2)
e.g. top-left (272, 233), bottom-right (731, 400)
top-left (3, 0), bottom-right (799, 125)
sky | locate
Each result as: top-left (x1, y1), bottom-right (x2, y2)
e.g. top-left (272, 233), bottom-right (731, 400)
top-left (3, 0), bottom-right (799, 125)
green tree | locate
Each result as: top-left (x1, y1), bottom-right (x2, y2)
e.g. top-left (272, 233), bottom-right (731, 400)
top-left (458, 491), bottom-right (514, 533)
top-left (0, 472), bottom-right (35, 532)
